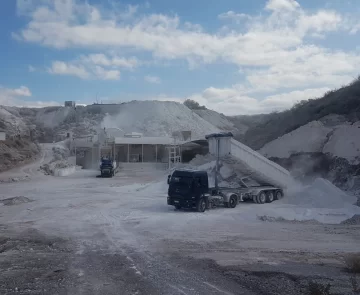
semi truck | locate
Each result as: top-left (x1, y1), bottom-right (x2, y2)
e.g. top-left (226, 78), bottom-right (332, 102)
top-left (167, 132), bottom-right (292, 212)
top-left (167, 169), bottom-right (283, 212)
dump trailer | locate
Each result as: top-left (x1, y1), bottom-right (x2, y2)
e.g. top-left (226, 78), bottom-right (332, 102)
top-left (167, 169), bottom-right (283, 212)
top-left (205, 132), bottom-right (295, 189)
top-left (100, 158), bottom-right (115, 177)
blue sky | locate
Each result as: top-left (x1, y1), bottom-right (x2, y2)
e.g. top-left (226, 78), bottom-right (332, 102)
top-left (1, 0), bottom-right (360, 115)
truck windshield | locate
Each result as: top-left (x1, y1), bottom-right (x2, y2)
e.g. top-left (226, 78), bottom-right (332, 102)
top-left (171, 176), bottom-right (192, 186)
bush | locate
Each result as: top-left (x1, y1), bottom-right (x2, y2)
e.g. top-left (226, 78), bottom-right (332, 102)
top-left (183, 99), bottom-right (207, 110)
top-left (345, 253), bottom-right (360, 273)
top-left (14, 140), bottom-right (24, 148)
top-left (3, 152), bottom-right (12, 158)
top-left (308, 281), bottom-right (331, 295)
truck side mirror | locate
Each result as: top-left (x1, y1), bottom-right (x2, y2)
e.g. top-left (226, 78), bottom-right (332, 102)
top-left (167, 175), bottom-right (171, 184)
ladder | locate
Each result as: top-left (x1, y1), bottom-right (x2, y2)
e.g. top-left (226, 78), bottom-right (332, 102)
top-left (167, 145), bottom-right (181, 170)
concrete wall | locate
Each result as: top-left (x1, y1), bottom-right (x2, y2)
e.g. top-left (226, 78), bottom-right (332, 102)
top-left (76, 147), bottom-right (100, 169)
top-left (119, 162), bottom-right (167, 171)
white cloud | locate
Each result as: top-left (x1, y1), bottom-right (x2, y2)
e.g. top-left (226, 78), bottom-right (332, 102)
top-left (145, 75), bottom-right (161, 84)
top-left (14, 0), bottom-right (353, 70)
top-left (28, 65), bottom-right (36, 72)
top-left (14, 100), bottom-right (61, 108)
top-left (218, 11), bottom-right (252, 23)
top-left (80, 54), bottom-right (139, 69)
top-left (296, 10), bottom-right (342, 35)
top-left (48, 61), bottom-right (90, 79)
top-left (265, 0), bottom-right (300, 12)
top-left (93, 66), bottom-right (120, 80)
top-left (188, 86), bottom-right (330, 115)
top-left (11, 86), bottom-right (32, 97)
top-left (47, 53), bottom-right (139, 80)
top-left (261, 88), bottom-right (330, 110)
top-left (13, 0), bottom-right (360, 114)
top-left (0, 85), bottom-right (61, 107)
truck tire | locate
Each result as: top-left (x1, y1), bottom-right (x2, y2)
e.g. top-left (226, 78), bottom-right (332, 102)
top-left (257, 192), bottom-right (266, 204)
top-left (266, 191), bottom-right (274, 203)
top-left (196, 198), bottom-right (206, 212)
top-left (275, 190), bottom-right (283, 200)
top-left (228, 195), bottom-right (237, 208)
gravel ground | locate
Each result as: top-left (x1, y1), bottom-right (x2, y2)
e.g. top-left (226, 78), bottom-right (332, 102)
top-left (1, 164), bottom-right (360, 294)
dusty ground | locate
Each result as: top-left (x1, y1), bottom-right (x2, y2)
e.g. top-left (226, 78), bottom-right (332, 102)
top-left (0, 157), bottom-right (360, 294)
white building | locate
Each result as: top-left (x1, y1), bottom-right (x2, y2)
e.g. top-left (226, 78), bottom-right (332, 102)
top-left (64, 101), bottom-right (76, 107)
top-left (73, 128), bottom-right (208, 170)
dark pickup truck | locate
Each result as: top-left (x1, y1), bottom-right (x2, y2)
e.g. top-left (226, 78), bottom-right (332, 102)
top-left (167, 169), bottom-right (284, 212)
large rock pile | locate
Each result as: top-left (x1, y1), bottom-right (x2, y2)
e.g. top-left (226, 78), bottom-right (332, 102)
top-left (40, 144), bottom-right (74, 176)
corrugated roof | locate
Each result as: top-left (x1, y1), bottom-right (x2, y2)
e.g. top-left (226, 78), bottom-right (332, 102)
top-left (115, 136), bottom-right (175, 145)
top-left (205, 132), bottom-right (233, 139)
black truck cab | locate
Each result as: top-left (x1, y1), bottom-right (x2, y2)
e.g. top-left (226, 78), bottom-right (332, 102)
top-left (167, 169), bottom-right (209, 212)
top-left (100, 158), bottom-right (115, 177)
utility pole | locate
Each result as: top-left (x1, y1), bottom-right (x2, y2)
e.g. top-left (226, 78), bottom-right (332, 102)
top-left (215, 138), bottom-right (220, 190)
top-left (74, 105), bottom-right (77, 165)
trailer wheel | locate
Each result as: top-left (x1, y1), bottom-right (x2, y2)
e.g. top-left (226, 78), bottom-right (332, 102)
top-left (228, 195), bottom-right (237, 208)
top-left (196, 198), bottom-right (206, 212)
top-left (275, 190), bottom-right (283, 200)
top-left (257, 192), bottom-right (266, 204)
top-left (254, 194), bottom-right (261, 204)
top-left (266, 191), bottom-right (274, 203)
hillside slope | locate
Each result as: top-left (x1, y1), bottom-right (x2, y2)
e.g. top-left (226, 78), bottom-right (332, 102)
top-left (0, 106), bottom-right (40, 172)
top-left (0, 106), bottom-right (33, 135)
top-left (2, 101), bottom-right (223, 142)
top-left (242, 77), bottom-right (360, 150)
top-left (193, 109), bottom-right (247, 134)
top-left (259, 121), bottom-right (333, 158)
top-left (101, 101), bottom-right (220, 138)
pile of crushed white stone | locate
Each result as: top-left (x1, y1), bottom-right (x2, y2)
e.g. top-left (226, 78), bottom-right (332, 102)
top-left (40, 143), bottom-right (75, 176)
top-left (179, 155), bottom-right (360, 224)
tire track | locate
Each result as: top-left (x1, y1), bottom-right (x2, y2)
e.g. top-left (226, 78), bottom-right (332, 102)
top-left (95, 208), bottom-right (251, 295)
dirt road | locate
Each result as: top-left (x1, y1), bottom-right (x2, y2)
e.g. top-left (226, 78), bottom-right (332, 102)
top-left (0, 169), bottom-right (359, 294)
